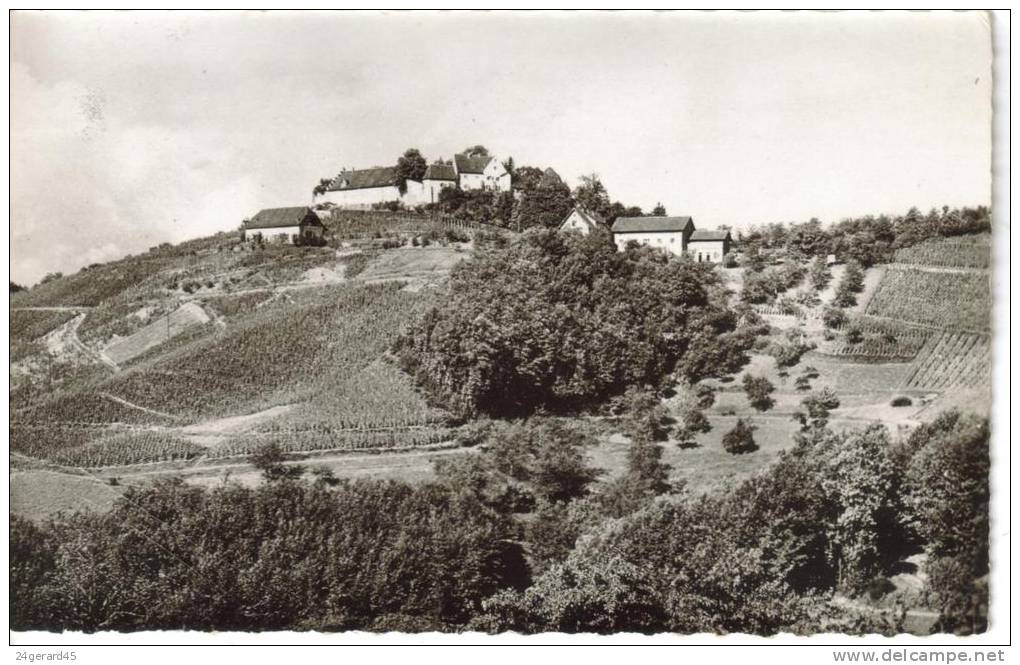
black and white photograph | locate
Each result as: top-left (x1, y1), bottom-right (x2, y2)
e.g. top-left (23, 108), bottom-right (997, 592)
top-left (7, 8), bottom-right (1009, 651)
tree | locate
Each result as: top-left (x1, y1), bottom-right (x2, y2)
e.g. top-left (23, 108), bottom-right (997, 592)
top-left (572, 173), bottom-right (610, 218)
top-left (742, 374), bottom-right (776, 412)
top-left (511, 165), bottom-right (546, 193)
top-left (10, 281), bottom-right (25, 293)
top-left (722, 418), bottom-right (758, 454)
top-left (462, 144), bottom-right (489, 158)
top-left (396, 148), bottom-right (427, 193)
top-left (651, 202), bottom-right (666, 216)
top-left (793, 387), bottom-right (840, 432)
top-left (809, 256), bottom-right (831, 291)
top-left (249, 442), bottom-right (305, 482)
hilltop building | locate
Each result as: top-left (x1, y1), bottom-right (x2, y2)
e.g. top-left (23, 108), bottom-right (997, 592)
top-left (558, 206), bottom-right (607, 235)
top-left (313, 150), bottom-right (511, 209)
top-left (243, 207), bottom-right (325, 245)
top-left (611, 215), bottom-right (731, 262)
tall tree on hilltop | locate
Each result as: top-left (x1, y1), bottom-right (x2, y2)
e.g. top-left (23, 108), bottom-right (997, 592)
top-left (396, 148), bottom-right (427, 193)
top-left (462, 145), bottom-right (490, 158)
top-left (573, 173), bottom-right (611, 218)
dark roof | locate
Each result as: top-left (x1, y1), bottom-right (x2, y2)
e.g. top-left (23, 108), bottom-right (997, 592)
top-left (327, 166), bottom-right (399, 191)
top-left (454, 153), bottom-right (493, 174)
top-left (560, 206), bottom-right (606, 232)
top-left (611, 216), bottom-right (694, 234)
top-left (688, 229), bottom-right (732, 242)
top-left (423, 163), bottom-right (457, 181)
top-left (245, 207), bottom-right (322, 230)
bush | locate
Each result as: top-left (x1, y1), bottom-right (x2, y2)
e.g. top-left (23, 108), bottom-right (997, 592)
top-left (890, 396), bottom-right (913, 407)
top-left (822, 306), bottom-right (848, 329)
top-left (722, 418), bottom-right (758, 454)
top-left (742, 374), bottom-right (775, 412)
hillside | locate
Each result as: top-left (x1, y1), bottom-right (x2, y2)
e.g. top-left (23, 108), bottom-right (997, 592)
top-left (10, 216), bottom-right (480, 477)
top-left (10, 222), bottom-right (993, 529)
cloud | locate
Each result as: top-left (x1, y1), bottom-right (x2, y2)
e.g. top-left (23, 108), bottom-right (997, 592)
top-left (10, 63), bottom-right (262, 285)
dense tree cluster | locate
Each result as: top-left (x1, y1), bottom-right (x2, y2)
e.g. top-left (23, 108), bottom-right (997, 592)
top-left (395, 229), bottom-right (751, 418)
top-left (740, 205), bottom-right (990, 267)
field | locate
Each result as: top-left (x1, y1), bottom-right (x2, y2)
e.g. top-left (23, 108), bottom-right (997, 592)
top-left (103, 302), bottom-right (211, 365)
top-left (894, 235), bottom-right (991, 269)
top-left (864, 266), bottom-right (991, 331)
top-left (904, 332), bottom-right (992, 390)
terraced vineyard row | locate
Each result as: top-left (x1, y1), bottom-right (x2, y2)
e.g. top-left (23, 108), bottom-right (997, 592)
top-left (215, 426), bottom-right (457, 457)
top-left (820, 340), bottom-right (920, 360)
top-left (895, 237), bottom-right (991, 269)
top-left (52, 431), bottom-right (206, 468)
top-left (864, 266), bottom-right (990, 331)
top-left (904, 332), bottom-right (991, 390)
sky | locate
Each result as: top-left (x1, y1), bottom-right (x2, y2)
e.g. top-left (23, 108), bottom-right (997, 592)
top-left (10, 10), bottom-right (993, 285)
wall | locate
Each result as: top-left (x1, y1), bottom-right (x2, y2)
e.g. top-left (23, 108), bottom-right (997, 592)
top-left (247, 225), bottom-right (302, 244)
top-left (315, 184), bottom-right (404, 209)
top-left (422, 179), bottom-right (456, 204)
top-left (613, 231), bottom-right (686, 256)
top-left (688, 240), bottom-right (727, 263)
top-left (560, 211), bottom-right (593, 235)
top-left (458, 172), bottom-right (487, 190)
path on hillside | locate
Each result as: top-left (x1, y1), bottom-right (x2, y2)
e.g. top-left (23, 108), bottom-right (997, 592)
top-left (42, 313), bottom-right (118, 370)
top-left (99, 392), bottom-right (178, 420)
top-left (11, 305), bottom-right (94, 312)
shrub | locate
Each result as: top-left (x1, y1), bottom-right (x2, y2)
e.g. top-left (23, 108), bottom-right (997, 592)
top-left (890, 396), bottom-right (913, 407)
top-left (822, 306), bottom-right (848, 329)
top-left (722, 418), bottom-right (758, 454)
top-left (742, 374), bottom-right (775, 412)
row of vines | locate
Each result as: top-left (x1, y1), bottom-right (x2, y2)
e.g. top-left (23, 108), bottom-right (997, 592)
top-left (904, 332), bottom-right (992, 390)
top-left (864, 267), bottom-right (991, 332)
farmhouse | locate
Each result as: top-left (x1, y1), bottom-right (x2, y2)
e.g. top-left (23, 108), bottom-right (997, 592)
top-left (686, 229), bottom-right (732, 263)
top-left (558, 206), bottom-right (606, 235)
top-left (611, 215), bottom-right (731, 262)
top-left (453, 152), bottom-right (511, 192)
top-left (243, 207), bottom-right (325, 245)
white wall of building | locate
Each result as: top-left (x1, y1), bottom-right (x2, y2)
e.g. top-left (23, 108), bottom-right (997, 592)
top-left (614, 232), bottom-right (686, 257)
top-left (314, 181), bottom-right (431, 209)
top-left (423, 179), bottom-right (456, 203)
top-left (688, 241), bottom-right (727, 263)
top-left (560, 210), bottom-right (594, 235)
top-left (246, 225), bottom-right (302, 244)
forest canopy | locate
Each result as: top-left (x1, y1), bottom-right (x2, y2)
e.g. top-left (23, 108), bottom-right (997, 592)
top-left (395, 228), bottom-right (752, 418)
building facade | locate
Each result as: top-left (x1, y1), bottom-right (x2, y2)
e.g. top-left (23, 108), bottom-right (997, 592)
top-left (558, 206), bottom-right (607, 235)
top-left (610, 215), bottom-right (731, 262)
top-left (454, 153), bottom-right (511, 192)
top-left (243, 207), bottom-right (325, 245)
top-left (611, 216), bottom-right (694, 257)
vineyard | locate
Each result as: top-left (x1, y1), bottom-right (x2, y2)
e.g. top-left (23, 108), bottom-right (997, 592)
top-left (324, 209), bottom-right (513, 240)
top-left (864, 266), bottom-right (991, 331)
top-left (51, 431), bottom-right (206, 468)
top-left (903, 332), bottom-right (992, 390)
top-left (102, 281), bottom-right (424, 419)
top-left (820, 316), bottom-right (933, 360)
top-left (895, 235), bottom-right (992, 269)
top-left (10, 309), bottom-right (78, 343)
top-left (214, 426), bottom-right (457, 458)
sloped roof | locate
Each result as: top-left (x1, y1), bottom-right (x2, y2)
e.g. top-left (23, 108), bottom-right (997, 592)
top-left (327, 166), bottom-right (399, 191)
top-left (423, 163), bottom-right (457, 181)
top-left (611, 216), bottom-right (694, 234)
top-left (454, 153), bottom-right (493, 174)
top-left (245, 207), bottom-right (322, 230)
top-left (560, 206), bottom-right (607, 232)
top-left (688, 229), bottom-right (732, 242)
